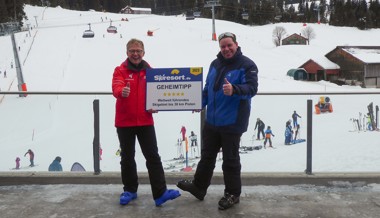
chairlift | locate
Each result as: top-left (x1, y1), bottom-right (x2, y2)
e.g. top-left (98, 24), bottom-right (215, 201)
top-left (274, 15), bottom-right (282, 21)
top-left (193, 11), bottom-right (201, 17)
top-left (107, 20), bottom-right (117, 33)
top-left (186, 11), bottom-right (195, 20)
top-left (82, 23), bottom-right (94, 38)
top-left (242, 12), bottom-right (249, 20)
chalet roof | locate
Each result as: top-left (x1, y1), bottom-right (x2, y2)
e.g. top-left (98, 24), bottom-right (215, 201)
top-left (130, 7), bottom-right (152, 12)
top-left (326, 46), bottom-right (380, 64)
top-left (283, 33), bottom-right (308, 41)
top-left (301, 57), bottom-right (340, 69)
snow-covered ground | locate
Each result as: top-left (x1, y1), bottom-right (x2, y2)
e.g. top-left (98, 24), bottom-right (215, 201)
top-left (0, 5), bottom-right (379, 173)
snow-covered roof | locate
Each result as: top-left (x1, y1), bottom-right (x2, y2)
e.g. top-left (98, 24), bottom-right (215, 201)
top-left (311, 56), bottom-right (340, 69)
top-left (343, 47), bottom-right (380, 64)
top-left (130, 7), bottom-right (151, 12)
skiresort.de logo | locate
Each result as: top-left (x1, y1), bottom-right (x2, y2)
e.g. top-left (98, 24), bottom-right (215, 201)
top-left (152, 67), bottom-right (202, 82)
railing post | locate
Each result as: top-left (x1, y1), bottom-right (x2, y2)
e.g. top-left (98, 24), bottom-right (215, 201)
top-left (305, 99), bottom-right (313, 175)
top-left (93, 99), bottom-right (101, 175)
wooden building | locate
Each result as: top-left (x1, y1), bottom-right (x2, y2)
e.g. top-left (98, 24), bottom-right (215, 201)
top-left (282, 33), bottom-right (308, 45)
top-left (299, 57), bottom-right (340, 82)
top-left (325, 46), bottom-right (380, 88)
top-left (120, 6), bottom-right (151, 14)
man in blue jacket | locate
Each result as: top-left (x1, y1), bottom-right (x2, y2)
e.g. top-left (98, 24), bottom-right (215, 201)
top-left (177, 32), bottom-right (258, 210)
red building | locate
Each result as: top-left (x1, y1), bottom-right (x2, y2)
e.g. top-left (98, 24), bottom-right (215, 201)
top-left (299, 57), bottom-right (340, 82)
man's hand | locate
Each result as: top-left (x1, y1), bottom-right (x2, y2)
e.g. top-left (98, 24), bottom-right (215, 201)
top-left (122, 82), bottom-right (130, 97)
top-left (147, 109), bottom-right (158, 113)
top-left (223, 78), bottom-right (233, 96)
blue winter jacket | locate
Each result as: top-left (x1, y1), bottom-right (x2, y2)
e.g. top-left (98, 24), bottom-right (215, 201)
top-left (203, 47), bottom-right (258, 133)
top-left (48, 160), bottom-right (63, 171)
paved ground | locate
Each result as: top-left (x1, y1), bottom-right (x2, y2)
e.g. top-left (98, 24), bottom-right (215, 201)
top-left (1, 178), bottom-right (380, 217)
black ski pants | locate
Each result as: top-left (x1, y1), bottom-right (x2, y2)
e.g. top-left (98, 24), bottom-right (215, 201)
top-left (193, 124), bottom-right (242, 197)
top-left (117, 125), bottom-right (166, 199)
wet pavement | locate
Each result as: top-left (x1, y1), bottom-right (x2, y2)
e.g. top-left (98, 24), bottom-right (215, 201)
top-left (1, 172), bottom-right (380, 218)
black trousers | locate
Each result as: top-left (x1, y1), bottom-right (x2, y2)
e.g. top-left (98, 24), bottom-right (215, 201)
top-left (193, 124), bottom-right (242, 197)
top-left (117, 125), bottom-right (166, 199)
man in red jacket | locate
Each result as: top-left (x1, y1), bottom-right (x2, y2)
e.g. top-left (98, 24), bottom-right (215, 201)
top-left (112, 38), bottom-right (180, 207)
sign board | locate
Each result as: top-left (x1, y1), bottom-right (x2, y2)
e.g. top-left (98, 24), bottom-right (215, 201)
top-left (146, 67), bottom-right (203, 111)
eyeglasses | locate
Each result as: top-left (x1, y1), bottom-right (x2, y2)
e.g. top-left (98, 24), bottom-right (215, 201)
top-left (128, 49), bottom-right (144, 54)
top-left (218, 32), bottom-right (236, 42)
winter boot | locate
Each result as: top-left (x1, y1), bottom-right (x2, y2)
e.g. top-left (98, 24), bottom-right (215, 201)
top-left (155, 189), bottom-right (181, 206)
top-left (119, 191), bottom-right (137, 205)
top-left (218, 192), bottom-right (240, 210)
top-left (177, 179), bottom-right (206, 200)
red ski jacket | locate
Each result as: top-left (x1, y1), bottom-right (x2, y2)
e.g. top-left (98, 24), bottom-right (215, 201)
top-left (112, 59), bottom-right (154, 127)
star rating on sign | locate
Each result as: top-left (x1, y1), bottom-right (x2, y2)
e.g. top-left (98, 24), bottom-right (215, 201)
top-left (163, 92), bottom-right (184, 96)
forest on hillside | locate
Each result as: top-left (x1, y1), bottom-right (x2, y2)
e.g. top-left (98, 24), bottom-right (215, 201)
top-left (1, 0), bottom-right (379, 30)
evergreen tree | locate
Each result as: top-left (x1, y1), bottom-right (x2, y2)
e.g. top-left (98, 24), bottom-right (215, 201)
top-left (0, 0), bottom-right (9, 23)
top-left (319, 0), bottom-right (327, 23)
top-left (355, 0), bottom-right (368, 29)
top-left (369, 0), bottom-right (380, 28)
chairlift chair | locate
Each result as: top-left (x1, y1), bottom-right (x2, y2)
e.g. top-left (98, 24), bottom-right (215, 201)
top-left (274, 15), bottom-right (282, 21)
top-left (242, 12), bottom-right (249, 20)
top-left (82, 23), bottom-right (94, 38)
top-left (107, 20), bottom-right (117, 33)
top-left (185, 10), bottom-right (195, 20)
top-left (193, 11), bottom-right (201, 17)
top-left (186, 15), bottom-right (195, 20)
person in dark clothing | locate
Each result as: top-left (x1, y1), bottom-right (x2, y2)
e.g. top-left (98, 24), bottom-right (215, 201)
top-left (177, 32), bottom-right (258, 210)
top-left (254, 118), bottom-right (265, 140)
top-left (292, 111), bottom-right (301, 128)
top-left (112, 38), bottom-right (180, 207)
top-left (294, 124), bottom-right (301, 141)
top-left (284, 120), bottom-right (293, 145)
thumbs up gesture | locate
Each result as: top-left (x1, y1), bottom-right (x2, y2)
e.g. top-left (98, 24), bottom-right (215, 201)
top-left (222, 78), bottom-right (233, 96)
top-left (122, 82), bottom-right (130, 97)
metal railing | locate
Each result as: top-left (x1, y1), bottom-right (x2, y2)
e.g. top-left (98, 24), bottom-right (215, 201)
top-left (0, 90), bottom-right (379, 175)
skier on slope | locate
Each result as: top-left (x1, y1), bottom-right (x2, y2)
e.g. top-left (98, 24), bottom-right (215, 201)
top-left (24, 149), bottom-right (35, 167)
top-left (180, 126), bottom-right (186, 141)
top-left (254, 118), bottom-right (265, 140)
top-left (189, 131), bottom-right (198, 147)
top-left (263, 126), bottom-right (275, 148)
top-left (284, 120), bottom-right (293, 145)
top-left (292, 111), bottom-right (302, 128)
top-left (15, 157), bottom-right (20, 170)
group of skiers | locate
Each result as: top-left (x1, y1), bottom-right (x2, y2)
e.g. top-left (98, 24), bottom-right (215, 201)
top-left (285, 111), bottom-right (302, 145)
top-left (14, 149), bottom-right (63, 171)
top-left (253, 110), bottom-right (303, 148)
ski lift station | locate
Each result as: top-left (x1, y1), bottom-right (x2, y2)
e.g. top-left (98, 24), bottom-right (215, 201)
top-left (82, 23), bottom-right (94, 38)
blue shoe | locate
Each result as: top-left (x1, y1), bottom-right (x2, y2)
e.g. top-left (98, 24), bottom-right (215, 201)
top-left (120, 191), bottom-right (137, 205)
top-left (155, 189), bottom-right (181, 206)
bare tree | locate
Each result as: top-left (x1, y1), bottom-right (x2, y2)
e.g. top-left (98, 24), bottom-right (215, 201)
top-left (272, 26), bottom-right (287, 47)
top-left (301, 26), bottom-right (316, 45)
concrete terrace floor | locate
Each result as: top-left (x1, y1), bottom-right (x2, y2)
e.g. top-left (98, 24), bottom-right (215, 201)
top-left (0, 172), bottom-right (380, 218)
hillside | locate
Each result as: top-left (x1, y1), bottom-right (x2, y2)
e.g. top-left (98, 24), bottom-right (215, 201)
top-left (0, 5), bottom-right (379, 173)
